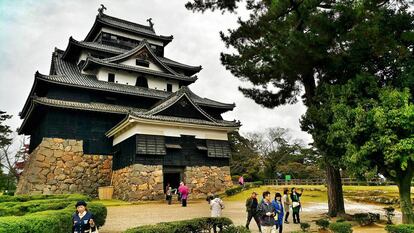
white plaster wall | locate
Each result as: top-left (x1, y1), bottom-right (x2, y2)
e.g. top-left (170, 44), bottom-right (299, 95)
top-left (113, 122), bottom-right (230, 145)
top-left (120, 58), bottom-right (163, 72)
top-left (96, 67), bottom-right (179, 91)
top-left (100, 27), bottom-right (164, 46)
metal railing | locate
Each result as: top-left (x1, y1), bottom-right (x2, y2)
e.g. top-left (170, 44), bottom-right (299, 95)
top-left (263, 178), bottom-right (396, 186)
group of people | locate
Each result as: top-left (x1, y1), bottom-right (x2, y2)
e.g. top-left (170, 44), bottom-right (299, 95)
top-left (165, 181), bottom-right (189, 207)
top-left (246, 187), bottom-right (303, 233)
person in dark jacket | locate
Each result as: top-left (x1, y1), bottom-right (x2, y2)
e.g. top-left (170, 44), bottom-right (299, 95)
top-left (245, 192), bottom-right (262, 232)
top-left (72, 201), bottom-right (97, 233)
top-left (290, 187), bottom-right (303, 224)
top-left (258, 191), bottom-right (276, 233)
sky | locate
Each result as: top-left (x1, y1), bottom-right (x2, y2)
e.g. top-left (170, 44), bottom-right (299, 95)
top-left (0, 0), bottom-right (312, 144)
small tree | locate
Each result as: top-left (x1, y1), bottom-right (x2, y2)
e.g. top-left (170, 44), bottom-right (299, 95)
top-left (330, 87), bottom-right (414, 223)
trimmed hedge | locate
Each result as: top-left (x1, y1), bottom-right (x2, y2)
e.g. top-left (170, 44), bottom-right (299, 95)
top-left (0, 194), bottom-right (90, 203)
top-left (385, 224), bottom-right (414, 233)
top-left (329, 222), bottom-right (353, 233)
top-left (124, 217), bottom-right (249, 233)
top-left (225, 181), bottom-right (263, 196)
top-left (0, 195), bottom-right (106, 233)
top-left (0, 199), bottom-right (72, 217)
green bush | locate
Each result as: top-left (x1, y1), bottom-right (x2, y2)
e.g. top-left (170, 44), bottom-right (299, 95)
top-left (0, 194), bottom-right (90, 203)
top-left (385, 224), bottom-right (414, 233)
top-left (315, 218), bottom-right (330, 230)
top-left (0, 194), bottom-right (106, 233)
top-left (222, 226), bottom-right (251, 233)
top-left (125, 217), bottom-right (239, 233)
top-left (225, 186), bottom-right (243, 196)
top-left (300, 222), bottom-right (310, 232)
top-left (353, 213), bottom-right (375, 226)
top-left (329, 222), bottom-right (353, 233)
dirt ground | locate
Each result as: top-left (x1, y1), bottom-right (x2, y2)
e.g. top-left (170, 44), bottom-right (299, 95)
top-left (99, 199), bottom-right (399, 233)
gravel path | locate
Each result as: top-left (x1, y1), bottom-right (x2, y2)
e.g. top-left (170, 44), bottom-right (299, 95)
top-left (99, 200), bottom-right (400, 233)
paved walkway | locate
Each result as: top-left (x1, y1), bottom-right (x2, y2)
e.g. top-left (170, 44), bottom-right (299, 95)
top-left (99, 200), bottom-right (400, 233)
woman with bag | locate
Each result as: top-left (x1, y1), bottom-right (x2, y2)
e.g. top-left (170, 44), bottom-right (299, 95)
top-left (290, 187), bottom-right (303, 224)
top-left (72, 200), bottom-right (98, 233)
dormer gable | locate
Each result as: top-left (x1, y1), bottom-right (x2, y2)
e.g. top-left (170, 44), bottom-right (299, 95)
top-left (102, 40), bottom-right (178, 75)
top-left (146, 86), bottom-right (217, 122)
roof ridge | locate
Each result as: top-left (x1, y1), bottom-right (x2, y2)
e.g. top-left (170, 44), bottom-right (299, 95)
top-left (99, 13), bottom-right (155, 33)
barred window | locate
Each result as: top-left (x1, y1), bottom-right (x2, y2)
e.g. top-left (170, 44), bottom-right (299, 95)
top-left (206, 140), bottom-right (231, 158)
top-left (136, 135), bottom-right (166, 155)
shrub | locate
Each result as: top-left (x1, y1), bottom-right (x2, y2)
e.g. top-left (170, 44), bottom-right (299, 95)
top-left (0, 194), bottom-right (90, 203)
top-left (222, 226), bottom-right (251, 233)
top-left (225, 186), bottom-right (243, 196)
top-left (329, 222), bottom-right (353, 233)
top-left (125, 217), bottom-right (239, 233)
top-left (315, 218), bottom-right (330, 230)
top-left (0, 195), bottom-right (106, 233)
top-left (300, 222), bottom-right (310, 232)
top-left (336, 218), bottom-right (346, 223)
top-left (252, 181), bottom-right (263, 187)
top-left (384, 207), bottom-right (395, 225)
top-left (0, 199), bottom-right (72, 217)
top-left (385, 224), bottom-right (414, 233)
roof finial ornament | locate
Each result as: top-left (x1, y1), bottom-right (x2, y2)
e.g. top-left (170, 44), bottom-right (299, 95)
top-left (146, 18), bottom-right (154, 29)
top-left (98, 4), bottom-right (107, 16)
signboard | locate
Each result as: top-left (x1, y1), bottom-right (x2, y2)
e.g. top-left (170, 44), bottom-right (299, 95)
top-left (285, 175), bottom-right (291, 181)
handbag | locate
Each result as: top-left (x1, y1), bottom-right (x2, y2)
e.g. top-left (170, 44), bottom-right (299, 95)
top-left (292, 201), bottom-right (300, 208)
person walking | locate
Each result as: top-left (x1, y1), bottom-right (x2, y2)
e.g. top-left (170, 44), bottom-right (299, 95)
top-left (72, 201), bottom-right (98, 233)
top-left (239, 175), bottom-right (245, 187)
top-left (290, 187), bottom-right (303, 224)
top-left (258, 191), bottom-right (276, 233)
top-left (245, 192), bottom-right (262, 232)
top-left (282, 189), bottom-right (291, 224)
top-left (272, 193), bottom-right (284, 233)
top-left (210, 195), bottom-right (224, 217)
top-left (166, 185), bottom-right (174, 205)
top-left (178, 181), bottom-right (189, 207)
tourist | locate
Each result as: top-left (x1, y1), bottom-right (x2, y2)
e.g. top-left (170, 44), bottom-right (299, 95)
top-left (290, 187), bottom-right (303, 224)
top-left (178, 182), bottom-right (189, 207)
top-left (258, 191), bottom-right (276, 233)
top-left (282, 189), bottom-right (291, 224)
top-left (245, 191), bottom-right (262, 232)
top-left (72, 200), bottom-right (98, 233)
top-left (239, 175), bottom-right (245, 187)
top-left (272, 193), bottom-right (284, 233)
top-left (166, 185), bottom-right (173, 205)
top-left (210, 194), bottom-right (224, 217)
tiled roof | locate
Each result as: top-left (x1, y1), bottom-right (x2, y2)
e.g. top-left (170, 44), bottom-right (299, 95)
top-left (32, 97), bottom-right (145, 114)
top-left (64, 38), bottom-right (202, 73)
top-left (99, 14), bottom-right (156, 35)
top-left (85, 13), bottom-right (173, 43)
top-left (51, 50), bottom-right (234, 108)
top-left (83, 56), bottom-right (197, 82)
top-left (146, 86), bottom-right (217, 122)
top-left (19, 96), bottom-right (238, 135)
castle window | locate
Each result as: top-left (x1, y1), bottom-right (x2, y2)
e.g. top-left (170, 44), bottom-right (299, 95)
top-left (108, 73), bottom-right (115, 83)
top-left (135, 76), bottom-right (148, 88)
top-left (167, 83), bottom-right (173, 92)
top-left (136, 59), bottom-right (150, 67)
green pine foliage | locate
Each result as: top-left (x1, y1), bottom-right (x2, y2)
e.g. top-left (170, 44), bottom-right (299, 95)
top-left (329, 222), bottom-right (353, 233)
top-left (385, 224), bottom-right (414, 233)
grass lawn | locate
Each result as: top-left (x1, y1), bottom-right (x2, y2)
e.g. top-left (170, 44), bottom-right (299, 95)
top-left (223, 185), bottom-right (412, 203)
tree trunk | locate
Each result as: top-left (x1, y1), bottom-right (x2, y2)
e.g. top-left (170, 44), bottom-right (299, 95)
top-left (396, 171), bottom-right (414, 224)
top-left (326, 163), bottom-right (345, 217)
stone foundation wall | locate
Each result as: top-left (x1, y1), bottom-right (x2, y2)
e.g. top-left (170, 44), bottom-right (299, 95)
top-left (185, 166), bottom-right (232, 199)
top-left (112, 164), bottom-right (163, 201)
top-left (16, 138), bottom-right (112, 196)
